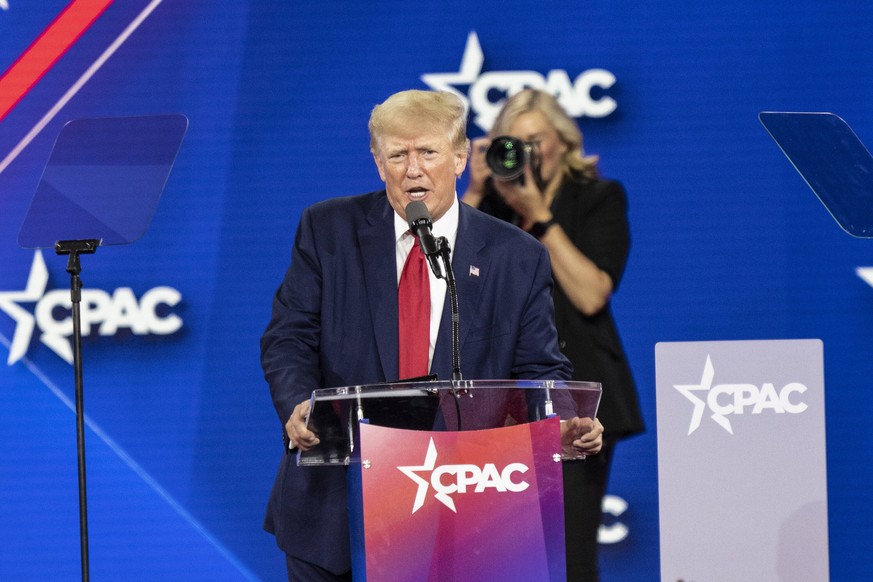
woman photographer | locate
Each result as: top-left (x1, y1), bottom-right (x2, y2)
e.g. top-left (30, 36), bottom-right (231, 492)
top-left (462, 88), bottom-right (644, 582)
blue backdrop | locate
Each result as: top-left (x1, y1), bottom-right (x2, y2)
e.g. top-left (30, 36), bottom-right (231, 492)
top-left (2, 1), bottom-right (872, 580)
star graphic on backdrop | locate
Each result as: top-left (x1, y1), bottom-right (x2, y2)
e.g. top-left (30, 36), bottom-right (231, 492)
top-left (0, 251), bottom-right (49, 365)
top-left (420, 31), bottom-right (483, 114)
top-left (857, 267), bottom-right (873, 288)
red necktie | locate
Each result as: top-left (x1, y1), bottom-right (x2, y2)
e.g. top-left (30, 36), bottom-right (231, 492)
top-left (398, 236), bottom-right (430, 379)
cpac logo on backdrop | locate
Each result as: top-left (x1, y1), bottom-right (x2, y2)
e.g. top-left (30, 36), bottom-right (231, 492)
top-left (0, 251), bottom-right (183, 366)
top-left (600, 495), bottom-right (629, 544)
top-left (674, 355), bottom-right (808, 435)
top-left (421, 31), bottom-right (617, 132)
top-left (398, 438), bottom-right (529, 514)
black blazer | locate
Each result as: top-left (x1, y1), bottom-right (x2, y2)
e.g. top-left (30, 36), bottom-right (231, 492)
top-left (479, 174), bottom-right (645, 438)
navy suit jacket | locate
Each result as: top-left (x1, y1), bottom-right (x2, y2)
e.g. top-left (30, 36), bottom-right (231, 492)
top-left (260, 191), bottom-right (571, 573)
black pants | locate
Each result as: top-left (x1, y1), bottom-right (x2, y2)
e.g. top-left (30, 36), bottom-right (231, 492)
top-left (562, 440), bottom-right (616, 582)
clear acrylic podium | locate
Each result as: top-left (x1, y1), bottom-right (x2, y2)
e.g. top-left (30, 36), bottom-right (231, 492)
top-left (300, 379), bottom-right (601, 582)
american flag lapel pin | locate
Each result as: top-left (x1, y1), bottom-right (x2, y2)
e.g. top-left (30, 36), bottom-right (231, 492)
top-left (469, 265), bottom-right (480, 277)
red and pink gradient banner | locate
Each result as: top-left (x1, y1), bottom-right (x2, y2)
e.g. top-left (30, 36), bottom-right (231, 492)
top-left (358, 418), bottom-right (566, 582)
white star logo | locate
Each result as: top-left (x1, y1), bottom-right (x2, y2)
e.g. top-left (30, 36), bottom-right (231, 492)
top-left (857, 267), bottom-right (873, 287)
top-left (397, 438), bottom-right (456, 513)
top-left (421, 31), bottom-right (618, 132)
top-left (420, 31), bottom-right (483, 120)
top-left (0, 251), bottom-right (50, 365)
top-left (674, 355), bottom-right (733, 435)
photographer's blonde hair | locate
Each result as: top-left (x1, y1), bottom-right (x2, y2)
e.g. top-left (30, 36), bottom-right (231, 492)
top-left (490, 89), bottom-right (600, 180)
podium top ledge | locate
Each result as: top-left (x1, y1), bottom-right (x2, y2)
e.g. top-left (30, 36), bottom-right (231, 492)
top-left (299, 379), bottom-right (602, 466)
top-left (310, 379), bottom-right (601, 402)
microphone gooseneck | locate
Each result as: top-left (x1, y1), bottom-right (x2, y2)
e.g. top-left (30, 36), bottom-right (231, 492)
top-left (404, 201), bottom-right (462, 382)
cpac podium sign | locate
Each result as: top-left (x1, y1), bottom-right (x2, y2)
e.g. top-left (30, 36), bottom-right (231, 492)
top-left (656, 339), bottom-right (829, 581)
top-left (359, 420), bottom-right (565, 581)
top-left (300, 379), bottom-right (601, 582)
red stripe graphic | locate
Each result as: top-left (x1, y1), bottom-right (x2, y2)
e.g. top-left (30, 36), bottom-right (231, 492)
top-left (0, 0), bottom-right (114, 121)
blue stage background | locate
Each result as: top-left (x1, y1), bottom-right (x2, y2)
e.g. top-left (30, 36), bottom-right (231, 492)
top-left (2, 1), bottom-right (872, 580)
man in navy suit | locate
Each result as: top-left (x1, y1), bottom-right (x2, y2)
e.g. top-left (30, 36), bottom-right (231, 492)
top-left (261, 89), bottom-right (604, 581)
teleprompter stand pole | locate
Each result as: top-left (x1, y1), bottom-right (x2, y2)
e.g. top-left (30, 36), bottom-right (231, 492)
top-left (55, 238), bottom-right (100, 582)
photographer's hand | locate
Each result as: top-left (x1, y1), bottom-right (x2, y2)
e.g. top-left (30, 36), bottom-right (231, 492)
top-left (493, 162), bottom-right (554, 230)
top-left (461, 136), bottom-right (491, 207)
top-left (499, 161), bottom-right (616, 317)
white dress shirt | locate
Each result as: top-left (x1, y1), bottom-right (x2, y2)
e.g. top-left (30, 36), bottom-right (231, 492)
top-left (393, 196), bottom-right (460, 371)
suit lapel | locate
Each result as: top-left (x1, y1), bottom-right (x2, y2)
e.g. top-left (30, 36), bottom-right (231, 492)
top-left (358, 195), bottom-right (398, 381)
top-left (433, 204), bottom-right (488, 378)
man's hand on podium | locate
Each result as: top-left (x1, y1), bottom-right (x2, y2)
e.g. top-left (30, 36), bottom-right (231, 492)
top-left (285, 399), bottom-right (320, 452)
top-left (560, 416), bottom-right (604, 457)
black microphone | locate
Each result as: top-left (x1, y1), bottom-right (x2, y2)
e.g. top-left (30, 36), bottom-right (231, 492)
top-left (405, 201), bottom-right (443, 279)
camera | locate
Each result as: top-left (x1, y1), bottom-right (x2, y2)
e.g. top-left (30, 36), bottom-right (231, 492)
top-left (485, 135), bottom-right (533, 182)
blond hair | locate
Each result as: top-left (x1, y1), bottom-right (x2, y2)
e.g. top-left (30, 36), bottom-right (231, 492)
top-left (369, 90), bottom-right (470, 156)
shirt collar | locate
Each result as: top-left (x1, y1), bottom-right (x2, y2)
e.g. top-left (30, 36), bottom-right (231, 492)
top-left (394, 195), bottom-right (460, 247)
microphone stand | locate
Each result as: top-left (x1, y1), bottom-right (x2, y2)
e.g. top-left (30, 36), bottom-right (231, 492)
top-left (434, 236), bottom-right (461, 382)
top-left (433, 236), bottom-right (466, 431)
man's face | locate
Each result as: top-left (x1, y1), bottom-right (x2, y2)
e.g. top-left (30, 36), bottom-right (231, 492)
top-left (373, 126), bottom-right (468, 223)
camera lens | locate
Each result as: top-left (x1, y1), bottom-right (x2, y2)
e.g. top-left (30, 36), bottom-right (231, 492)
top-left (485, 136), bottom-right (528, 181)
